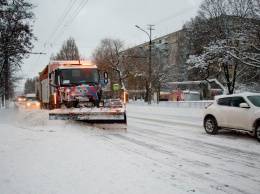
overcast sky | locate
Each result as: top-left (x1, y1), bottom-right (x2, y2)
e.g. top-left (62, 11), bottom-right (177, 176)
top-left (21, 0), bottom-right (203, 84)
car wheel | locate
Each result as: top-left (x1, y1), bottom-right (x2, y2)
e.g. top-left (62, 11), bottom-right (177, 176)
top-left (255, 124), bottom-right (260, 142)
top-left (204, 116), bottom-right (219, 135)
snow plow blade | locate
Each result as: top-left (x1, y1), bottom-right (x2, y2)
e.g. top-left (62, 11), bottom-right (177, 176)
top-left (49, 107), bottom-right (127, 130)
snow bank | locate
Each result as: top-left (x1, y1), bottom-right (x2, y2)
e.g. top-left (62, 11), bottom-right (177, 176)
top-left (13, 107), bottom-right (126, 135)
top-left (18, 109), bottom-right (50, 128)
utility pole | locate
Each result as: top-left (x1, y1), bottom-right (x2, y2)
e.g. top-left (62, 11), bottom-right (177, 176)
top-left (135, 24), bottom-right (154, 104)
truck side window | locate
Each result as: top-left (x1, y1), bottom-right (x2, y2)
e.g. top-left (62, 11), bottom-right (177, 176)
top-left (54, 72), bottom-right (59, 85)
top-left (93, 70), bottom-right (99, 83)
top-left (61, 70), bottom-right (70, 84)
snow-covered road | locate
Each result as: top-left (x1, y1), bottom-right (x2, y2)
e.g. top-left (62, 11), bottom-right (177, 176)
top-left (0, 104), bottom-right (260, 194)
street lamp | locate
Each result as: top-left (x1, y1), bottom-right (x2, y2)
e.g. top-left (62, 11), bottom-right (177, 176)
top-left (135, 25), bottom-right (152, 104)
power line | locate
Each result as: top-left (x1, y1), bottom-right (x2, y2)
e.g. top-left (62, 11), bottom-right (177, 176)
top-left (32, 0), bottom-right (77, 67)
top-left (153, 6), bottom-right (196, 25)
top-left (50, 0), bottom-right (89, 47)
top-left (46, 0), bottom-right (77, 45)
top-left (125, 6), bottom-right (197, 44)
top-left (32, 0), bottom-right (87, 68)
top-left (39, 0), bottom-right (89, 63)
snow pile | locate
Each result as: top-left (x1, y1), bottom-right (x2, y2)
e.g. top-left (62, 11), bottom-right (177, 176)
top-left (14, 107), bottom-right (126, 135)
top-left (17, 109), bottom-right (50, 128)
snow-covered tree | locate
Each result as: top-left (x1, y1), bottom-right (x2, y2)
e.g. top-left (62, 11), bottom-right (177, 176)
top-left (0, 0), bottom-right (36, 101)
top-left (151, 46), bottom-right (175, 92)
top-left (185, 0), bottom-right (260, 94)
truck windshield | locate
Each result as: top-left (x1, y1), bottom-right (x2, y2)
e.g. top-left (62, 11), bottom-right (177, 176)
top-left (60, 68), bottom-right (99, 86)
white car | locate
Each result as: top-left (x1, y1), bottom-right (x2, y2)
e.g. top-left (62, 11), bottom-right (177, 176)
top-left (104, 99), bottom-right (123, 108)
top-left (25, 93), bottom-right (41, 110)
top-left (204, 92), bottom-right (260, 142)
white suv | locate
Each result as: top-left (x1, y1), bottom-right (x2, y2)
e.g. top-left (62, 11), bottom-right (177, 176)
top-left (204, 92), bottom-right (260, 142)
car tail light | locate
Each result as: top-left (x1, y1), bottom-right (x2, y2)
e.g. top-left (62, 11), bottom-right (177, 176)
top-left (205, 102), bottom-right (213, 109)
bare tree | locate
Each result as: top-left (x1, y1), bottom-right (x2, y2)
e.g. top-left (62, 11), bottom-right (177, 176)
top-left (92, 38), bottom-right (130, 97)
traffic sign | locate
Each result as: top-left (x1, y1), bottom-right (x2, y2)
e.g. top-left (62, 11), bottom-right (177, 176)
top-left (113, 84), bottom-right (119, 90)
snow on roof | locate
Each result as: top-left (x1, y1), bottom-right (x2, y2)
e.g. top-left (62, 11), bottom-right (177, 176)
top-left (214, 92), bottom-right (260, 99)
top-left (57, 65), bottom-right (97, 70)
top-left (26, 93), bottom-right (36, 97)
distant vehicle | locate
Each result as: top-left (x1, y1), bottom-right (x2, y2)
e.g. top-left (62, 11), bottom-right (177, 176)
top-left (17, 95), bottom-right (26, 102)
top-left (25, 94), bottom-right (40, 109)
top-left (203, 92), bottom-right (260, 142)
top-left (104, 99), bottom-right (123, 108)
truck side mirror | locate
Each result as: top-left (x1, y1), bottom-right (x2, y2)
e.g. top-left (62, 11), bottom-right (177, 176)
top-left (104, 72), bottom-right (108, 84)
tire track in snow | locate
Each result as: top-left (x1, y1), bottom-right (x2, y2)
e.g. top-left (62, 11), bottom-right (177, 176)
top-left (101, 116), bottom-right (260, 194)
top-left (102, 133), bottom-right (254, 194)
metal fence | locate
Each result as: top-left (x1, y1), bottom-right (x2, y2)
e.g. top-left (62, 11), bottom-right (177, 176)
top-left (127, 100), bottom-right (213, 109)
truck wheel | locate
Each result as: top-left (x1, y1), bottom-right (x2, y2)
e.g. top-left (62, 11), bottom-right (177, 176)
top-left (204, 116), bottom-right (219, 135)
top-left (255, 124), bottom-right (260, 142)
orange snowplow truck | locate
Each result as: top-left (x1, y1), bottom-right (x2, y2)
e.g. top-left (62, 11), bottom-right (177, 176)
top-left (37, 60), bottom-right (127, 130)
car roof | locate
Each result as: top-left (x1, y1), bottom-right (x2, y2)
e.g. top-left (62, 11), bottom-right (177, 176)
top-left (26, 93), bottom-right (36, 97)
top-left (214, 92), bottom-right (260, 100)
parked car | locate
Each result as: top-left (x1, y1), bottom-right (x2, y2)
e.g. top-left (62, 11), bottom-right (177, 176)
top-left (204, 92), bottom-right (260, 142)
top-left (25, 93), bottom-right (40, 109)
top-left (104, 99), bottom-right (123, 108)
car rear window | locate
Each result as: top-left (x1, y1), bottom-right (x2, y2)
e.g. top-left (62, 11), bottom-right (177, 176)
top-left (27, 97), bottom-right (36, 101)
top-left (217, 97), bottom-right (230, 106)
top-left (247, 95), bottom-right (260, 107)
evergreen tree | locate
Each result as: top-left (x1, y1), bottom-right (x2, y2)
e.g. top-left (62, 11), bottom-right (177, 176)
top-left (52, 37), bottom-right (80, 60)
top-left (24, 77), bottom-right (38, 94)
